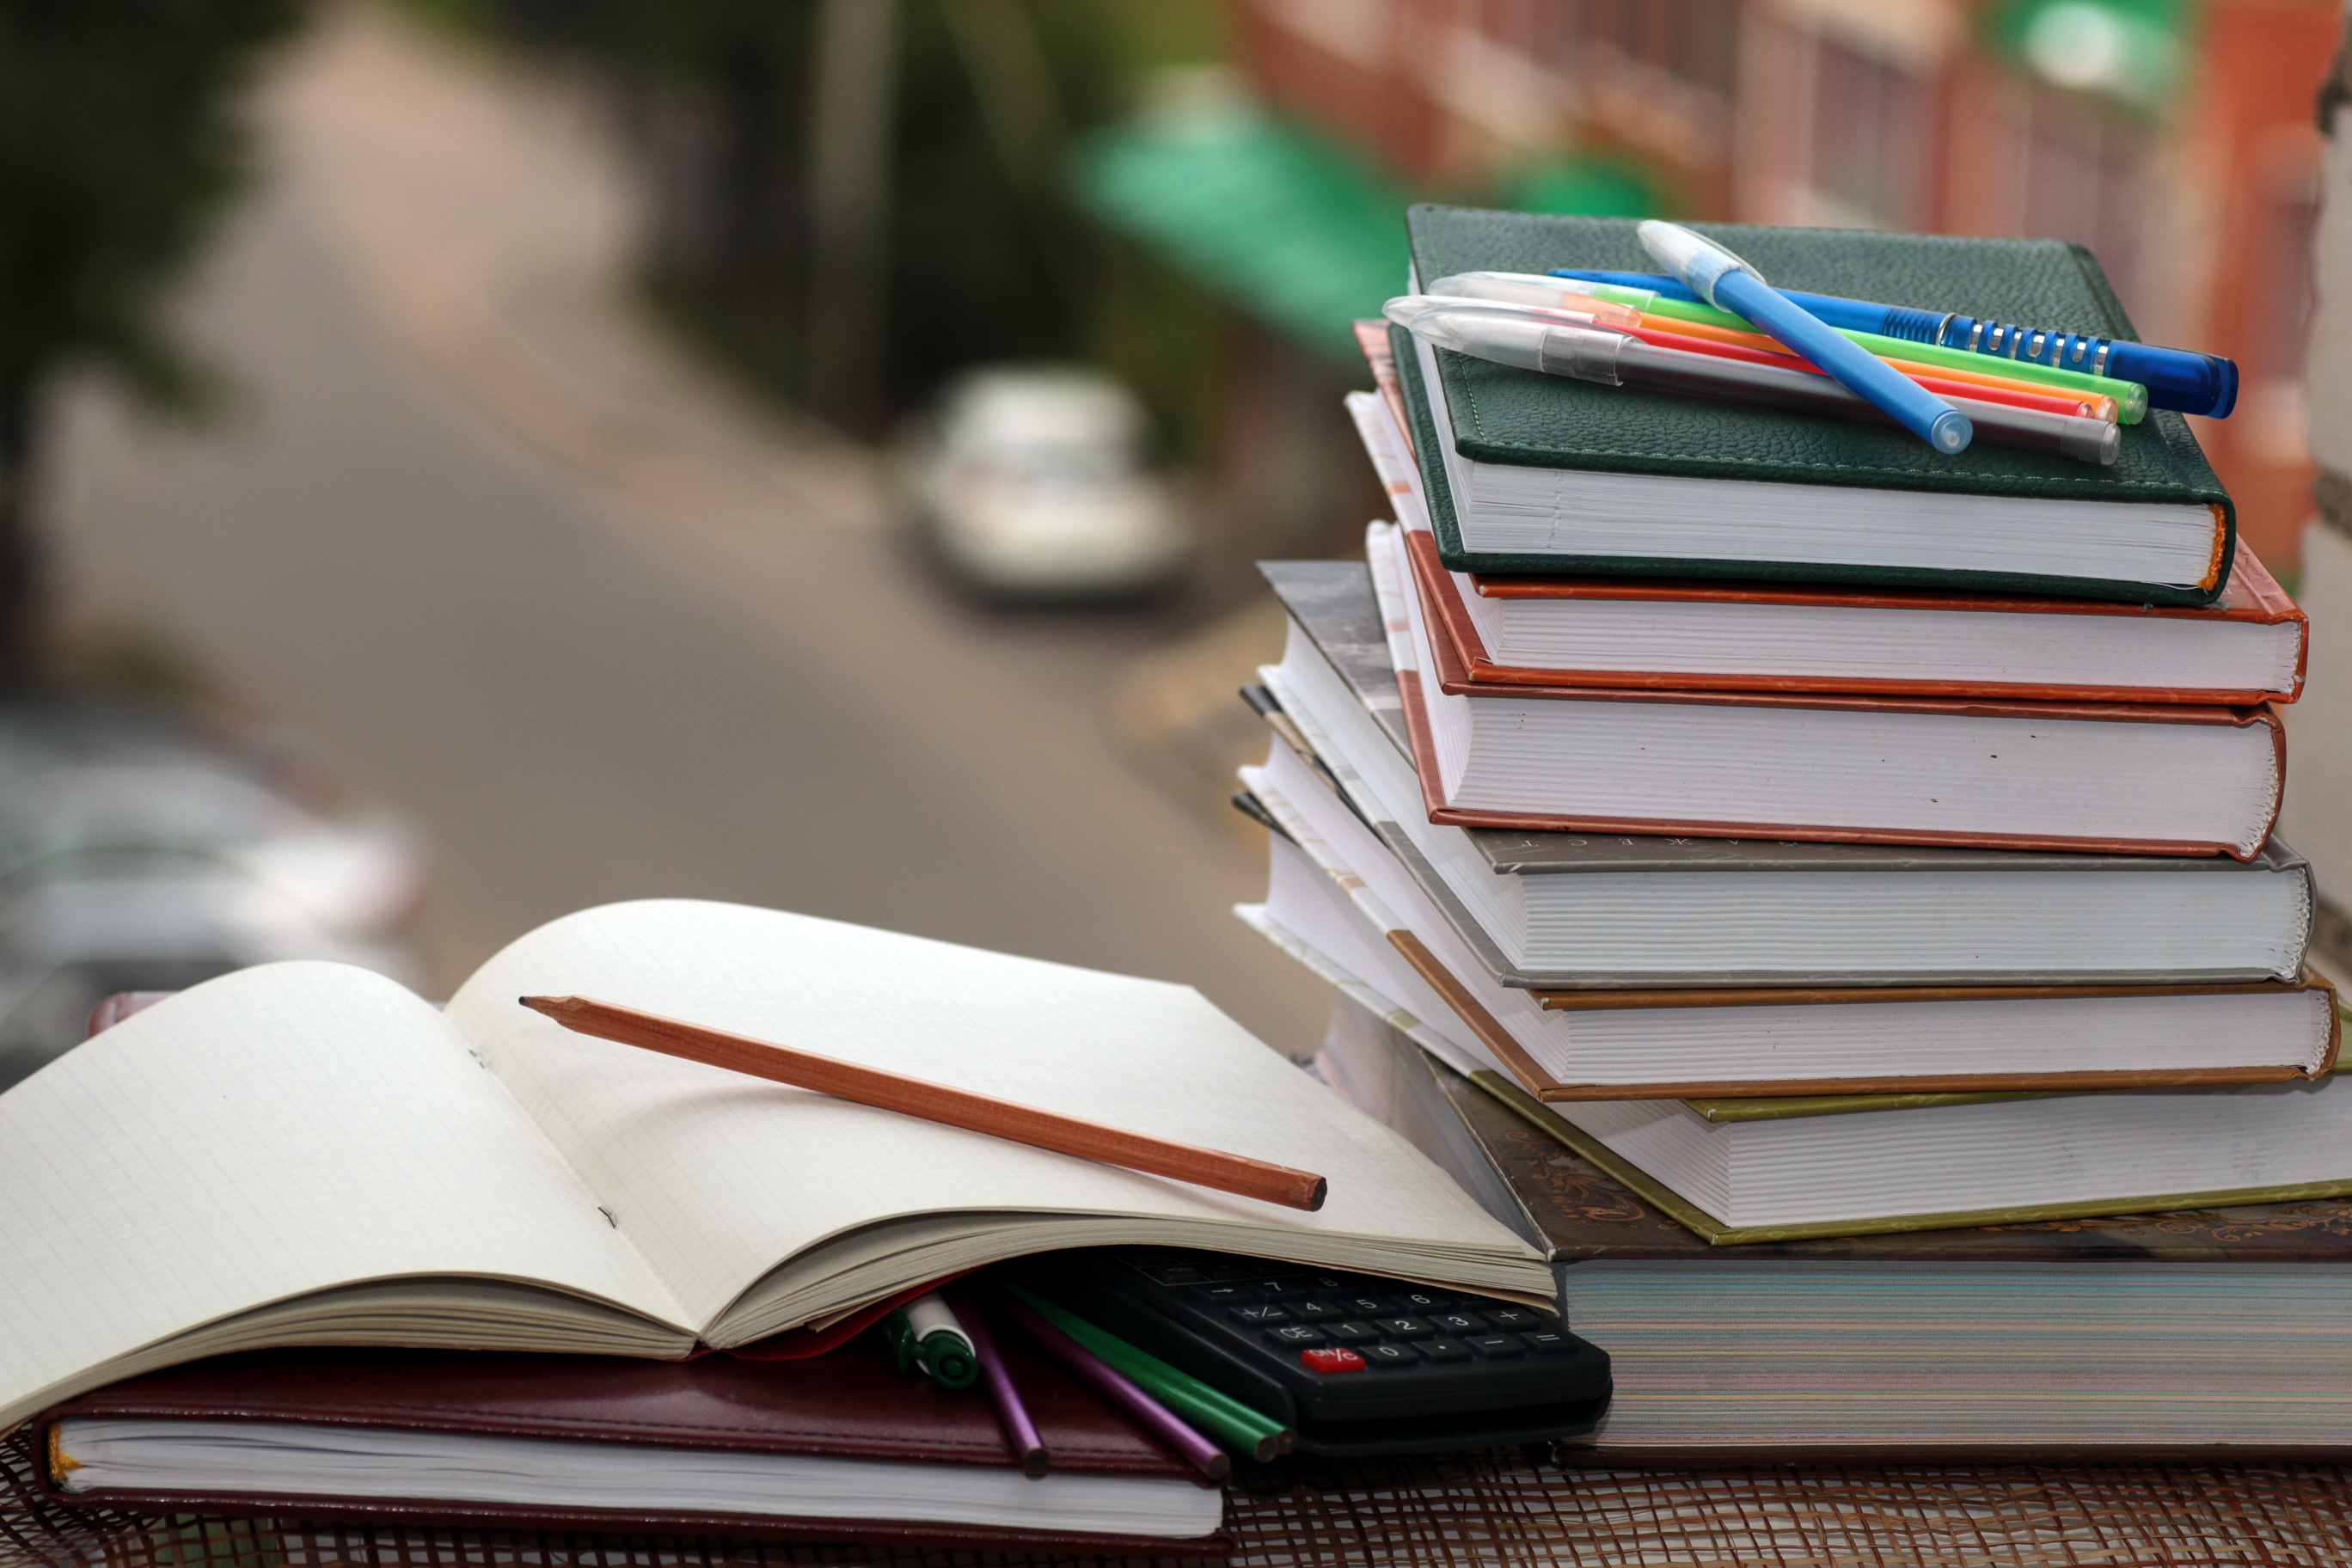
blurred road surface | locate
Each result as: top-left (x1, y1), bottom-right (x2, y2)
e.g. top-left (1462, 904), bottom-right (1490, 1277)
top-left (50, 7), bottom-right (1328, 1053)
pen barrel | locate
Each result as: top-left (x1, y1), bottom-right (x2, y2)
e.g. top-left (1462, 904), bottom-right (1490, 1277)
top-left (1555, 269), bottom-right (2230, 415)
top-left (1896, 309), bottom-right (2231, 417)
top-left (1609, 285), bottom-right (2153, 420)
top-left (944, 1286), bottom-right (1048, 1477)
top-left (1711, 269), bottom-right (1967, 451)
top-left (1535, 324), bottom-right (1627, 384)
top-left (1624, 319), bottom-right (2110, 420)
top-left (1613, 340), bottom-right (2118, 465)
top-left (990, 1289), bottom-right (1232, 1479)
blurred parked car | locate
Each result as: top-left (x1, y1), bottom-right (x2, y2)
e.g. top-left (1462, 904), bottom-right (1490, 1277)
top-left (0, 705), bottom-right (424, 1092)
top-left (899, 365), bottom-right (1192, 600)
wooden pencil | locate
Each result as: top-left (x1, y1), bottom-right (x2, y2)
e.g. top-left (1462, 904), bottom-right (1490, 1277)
top-left (518, 994), bottom-right (1329, 1211)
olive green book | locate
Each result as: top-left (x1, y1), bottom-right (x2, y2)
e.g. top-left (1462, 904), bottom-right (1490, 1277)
top-left (1397, 206), bottom-right (2234, 604)
top-left (1468, 1069), bottom-right (2352, 1247)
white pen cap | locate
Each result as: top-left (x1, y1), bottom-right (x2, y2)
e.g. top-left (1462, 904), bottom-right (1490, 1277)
top-left (1636, 220), bottom-right (1767, 309)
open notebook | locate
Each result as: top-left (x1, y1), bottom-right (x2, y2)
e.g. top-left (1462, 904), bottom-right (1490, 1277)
top-left (0, 899), bottom-right (1545, 1433)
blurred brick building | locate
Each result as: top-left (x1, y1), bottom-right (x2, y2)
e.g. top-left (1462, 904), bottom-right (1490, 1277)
top-left (1081, 0), bottom-right (2333, 579)
top-left (1233, 0), bottom-right (2333, 572)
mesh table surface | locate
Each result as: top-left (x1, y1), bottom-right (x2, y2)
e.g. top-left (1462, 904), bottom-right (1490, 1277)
top-left (11, 1431), bottom-right (2352, 1568)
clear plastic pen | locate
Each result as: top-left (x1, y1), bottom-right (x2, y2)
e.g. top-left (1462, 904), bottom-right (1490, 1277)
top-left (1384, 297), bottom-right (2119, 467)
top-left (1638, 221), bottom-right (1971, 454)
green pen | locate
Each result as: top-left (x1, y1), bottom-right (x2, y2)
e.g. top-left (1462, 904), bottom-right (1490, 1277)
top-left (1004, 1283), bottom-right (1295, 1459)
top-left (884, 1291), bottom-right (981, 1390)
top-left (1576, 281), bottom-right (2151, 423)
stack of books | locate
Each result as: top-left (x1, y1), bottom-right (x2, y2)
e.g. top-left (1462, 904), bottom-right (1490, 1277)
top-left (1236, 207), bottom-right (2352, 1459)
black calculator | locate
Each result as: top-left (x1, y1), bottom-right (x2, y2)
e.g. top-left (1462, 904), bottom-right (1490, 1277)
top-left (1014, 1248), bottom-right (1608, 1457)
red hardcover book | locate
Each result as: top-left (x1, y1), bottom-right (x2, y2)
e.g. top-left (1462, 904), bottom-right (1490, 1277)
top-left (1380, 528), bottom-right (2286, 860)
top-left (37, 1338), bottom-right (1228, 1553)
top-left (1405, 525), bottom-right (2307, 705)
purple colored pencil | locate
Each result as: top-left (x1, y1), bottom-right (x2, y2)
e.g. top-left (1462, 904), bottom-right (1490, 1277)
top-left (991, 1287), bottom-right (1232, 1482)
top-left (946, 1284), bottom-right (1049, 1479)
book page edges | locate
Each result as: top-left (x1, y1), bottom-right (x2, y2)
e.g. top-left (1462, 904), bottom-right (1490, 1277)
top-left (1398, 661), bottom-right (2278, 860)
top-left (1467, 1070), bottom-right (2352, 1246)
top-left (1405, 523), bottom-right (2301, 704)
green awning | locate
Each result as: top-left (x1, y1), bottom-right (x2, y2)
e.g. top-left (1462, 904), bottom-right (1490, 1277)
top-left (1070, 101), bottom-right (1411, 362)
top-left (1988, 0), bottom-right (2190, 110)
top-left (1506, 158), bottom-right (1658, 220)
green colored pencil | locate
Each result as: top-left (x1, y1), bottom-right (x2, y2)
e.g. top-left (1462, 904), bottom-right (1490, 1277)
top-left (1003, 1283), bottom-right (1295, 1459)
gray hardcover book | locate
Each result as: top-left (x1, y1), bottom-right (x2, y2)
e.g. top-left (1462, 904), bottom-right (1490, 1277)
top-left (1255, 560), bottom-right (2315, 987)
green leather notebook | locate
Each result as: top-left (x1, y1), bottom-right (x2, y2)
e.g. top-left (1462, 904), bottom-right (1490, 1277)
top-left (1400, 206), bottom-right (2234, 604)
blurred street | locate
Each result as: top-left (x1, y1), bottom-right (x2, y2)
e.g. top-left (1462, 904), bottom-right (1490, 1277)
top-left (47, 8), bottom-right (1326, 1053)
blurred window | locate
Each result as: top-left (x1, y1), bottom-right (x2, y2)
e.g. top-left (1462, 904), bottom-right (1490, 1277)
top-left (1804, 32), bottom-right (1931, 228)
top-left (2247, 144), bottom-right (2321, 385)
top-left (1512, 0), bottom-right (1738, 98)
top-left (2009, 83), bottom-right (2151, 311)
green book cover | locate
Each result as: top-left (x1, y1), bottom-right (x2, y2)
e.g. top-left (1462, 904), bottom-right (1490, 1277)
top-left (1397, 207), bottom-right (2233, 604)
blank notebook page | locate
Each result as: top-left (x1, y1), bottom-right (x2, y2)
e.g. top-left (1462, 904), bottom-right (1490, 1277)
top-left (0, 963), bottom-right (688, 1430)
top-left (443, 899), bottom-right (1537, 1335)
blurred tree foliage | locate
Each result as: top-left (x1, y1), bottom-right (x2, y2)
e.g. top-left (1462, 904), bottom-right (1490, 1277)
top-left (475, 0), bottom-right (1225, 452)
top-left (0, 0), bottom-right (307, 683)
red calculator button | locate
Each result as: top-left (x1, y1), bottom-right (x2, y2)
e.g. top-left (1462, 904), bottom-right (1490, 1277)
top-left (1301, 1346), bottom-right (1366, 1374)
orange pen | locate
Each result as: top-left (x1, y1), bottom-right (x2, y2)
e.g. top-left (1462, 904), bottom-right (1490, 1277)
top-left (1645, 315), bottom-right (2118, 422)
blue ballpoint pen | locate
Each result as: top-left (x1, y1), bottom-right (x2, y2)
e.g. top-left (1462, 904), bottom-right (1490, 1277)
top-left (1552, 265), bottom-right (2238, 418)
top-left (1635, 222), bottom-right (1970, 454)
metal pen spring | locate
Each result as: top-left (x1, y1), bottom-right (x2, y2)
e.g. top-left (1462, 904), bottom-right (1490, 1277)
top-left (1879, 305), bottom-right (2116, 377)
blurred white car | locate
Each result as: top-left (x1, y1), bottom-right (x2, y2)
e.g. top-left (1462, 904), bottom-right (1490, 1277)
top-left (901, 365), bottom-right (1191, 598)
top-left (0, 705), bottom-right (424, 1090)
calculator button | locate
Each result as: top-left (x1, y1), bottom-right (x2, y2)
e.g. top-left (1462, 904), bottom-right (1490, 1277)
top-left (1289, 1297), bottom-right (1344, 1322)
top-left (1302, 1275), bottom-right (1354, 1292)
top-left (1301, 1346), bottom-right (1366, 1374)
top-left (1338, 1295), bottom-right (1389, 1317)
top-left (1257, 1276), bottom-right (1315, 1298)
top-left (1140, 1265), bottom-right (1205, 1286)
top-left (1391, 1289), bottom-right (1457, 1312)
top-left (1360, 1341), bottom-right (1423, 1369)
top-left (1520, 1328), bottom-right (1577, 1355)
top-left (1479, 1307), bottom-right (1547, 1331)
top-left (1466, 1333), bottom-right (1526, 1359)
top-left (1371, 1315), bottom-right (1432, 1338)
top-left (1323, 1320), bottom-right (1381, 1345)
top-left (1202, 1265), bottom-right (1261, 1283)
top-left (1228, 1304), bottom-right (1290, 1326)
top-left (1192, 1283), bottom-right (1259, 1306)
top-left (1267, 1324), bottom-right (1326, 1349)
top-left (1427, 1311), bottom-right (1485, 1335)
top-left (1421, 1337), bottom-right (1475, 1362)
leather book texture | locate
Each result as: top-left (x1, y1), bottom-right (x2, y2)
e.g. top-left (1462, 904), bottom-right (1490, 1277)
top-left (37, 1336), bottom-right (1222, 1553)
top-left (1387, 285), bottom-right (2233, 603)
top-left (1403, 525), bottom-right (2308, 704)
